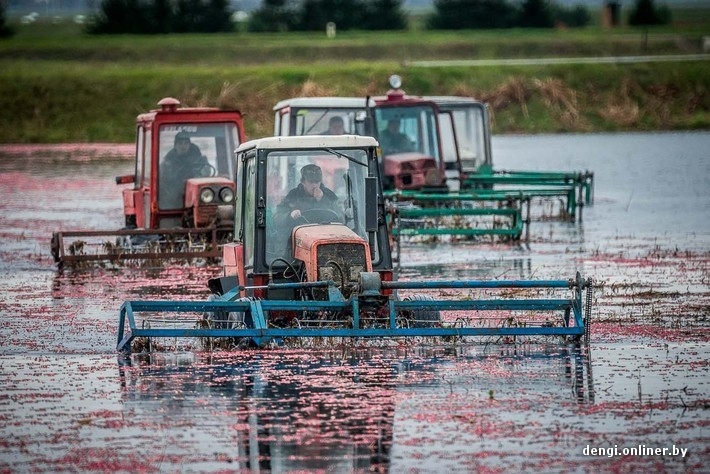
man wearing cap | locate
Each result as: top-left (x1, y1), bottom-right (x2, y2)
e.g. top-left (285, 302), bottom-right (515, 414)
top-left (163, 132), bottom-right (211, 177)
top-left (160, 132), bottom-right (212, 208)
top-left (275, 164), bottom-right (341, 224)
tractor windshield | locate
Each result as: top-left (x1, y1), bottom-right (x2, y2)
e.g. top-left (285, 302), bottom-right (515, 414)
top-left (157, 123), bottom-right (239, 210)
top-left (374, 105), bottom-right (442, 164)
top-left (264, 148), bottom-right (372, 264)
top-left (284, 108), bottom-right (368, 137)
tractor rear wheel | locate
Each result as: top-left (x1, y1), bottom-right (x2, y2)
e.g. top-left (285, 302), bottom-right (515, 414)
top-left (401, 294), bottom-right (441, 328)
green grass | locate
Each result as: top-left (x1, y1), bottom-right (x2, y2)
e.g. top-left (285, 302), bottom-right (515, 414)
top-left (1, 11), bottom-right (709, 143)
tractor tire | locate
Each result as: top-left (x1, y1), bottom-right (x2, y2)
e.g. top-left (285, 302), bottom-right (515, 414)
top-left (401, 294), bottom-right (441, 328)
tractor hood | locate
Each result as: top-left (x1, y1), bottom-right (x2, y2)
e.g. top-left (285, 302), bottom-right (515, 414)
top-left (183, 176), bottom-right (236, 228)
top-left (382, 152), bottom-right (444, 188)
top-left (293, 224), bottom-right (373, 285)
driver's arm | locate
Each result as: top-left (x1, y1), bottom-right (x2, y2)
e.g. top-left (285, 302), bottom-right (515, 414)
top-left (275, 193), bottom-right (299, 223)
top-left (197, 154), bottom-right (213, 177)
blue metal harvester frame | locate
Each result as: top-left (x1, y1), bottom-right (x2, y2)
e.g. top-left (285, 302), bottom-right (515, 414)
top-left (117, 273), bottom-right (591, 354)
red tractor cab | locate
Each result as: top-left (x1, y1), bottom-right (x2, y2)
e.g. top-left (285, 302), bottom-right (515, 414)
top-left (51, 98), bottom-right (246, 266)
top-left (119, 97), bottom-right (245, 233)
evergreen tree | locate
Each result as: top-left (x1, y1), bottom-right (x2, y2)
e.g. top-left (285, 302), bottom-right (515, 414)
top-left (551, 3), bottom-right (590, 27)
top-left (297, 0), bottom-right (326, 31)
top-left (628, 0), bottom-right (671, 26)
top-left (248, 0), bottom-right (300, 32)
top-left (201, 0), bottom-right (235, 33)
top-left (362, 0), bottom-right (408, 30)
top-left (518, 0), bottom-right (554, 28)
top-left (295, 0), bottom-right (364, 31)
top-left (173, 0), bottom-right (203, 32)
top-left (87, 0), bottom-right (152, 34)
top-left (427, 0), bottom-right (516, 30)
top-left (0, 1), bottom-right (15, 38)
top-left (87, 0), bottom-right (234, 34)
top-left (150, 0), bottom-right (173, 34)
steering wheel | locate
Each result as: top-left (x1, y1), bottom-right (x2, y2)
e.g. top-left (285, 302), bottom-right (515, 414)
top-left (199, 162), bottom-right (217, 177)
top-left (299, 208), bottom-right (342, 224)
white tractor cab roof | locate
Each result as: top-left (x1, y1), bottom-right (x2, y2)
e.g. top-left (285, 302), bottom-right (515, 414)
top-left (272, 97), bottom-right (376, 109)
top-left (272, 94), bottom-right (493, 110)
top-left (236, 134), bottom-right (379, 152)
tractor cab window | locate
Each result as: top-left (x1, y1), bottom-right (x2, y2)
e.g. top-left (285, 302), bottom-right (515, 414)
top-left (287, 108), bottom-right (367, 137)
top-left (263, 148), bottom-right (373, 266)
top-left (448, 104), bottom-right (490, 172)
top-left (157, 123), bottom-right (239, 209)
top-left (134, 124), bottom-right (149, 187)
top-left (374, 106), bottom-right (442, 165)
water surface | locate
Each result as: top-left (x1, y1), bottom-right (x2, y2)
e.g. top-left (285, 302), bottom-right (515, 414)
top-left (0, 132), bottom-right (708, 472)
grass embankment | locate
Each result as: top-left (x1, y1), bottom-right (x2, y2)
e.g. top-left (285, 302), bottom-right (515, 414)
top-left (0, 18), bottom-right (708, 143)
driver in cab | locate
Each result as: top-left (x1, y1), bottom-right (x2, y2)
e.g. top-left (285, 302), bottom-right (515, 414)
top-left (162, 131), bottom-right (212, 180)
top-left (275, 164), bottom-right (341, 225)
top-left (159, 131), bottom-right (213, 208)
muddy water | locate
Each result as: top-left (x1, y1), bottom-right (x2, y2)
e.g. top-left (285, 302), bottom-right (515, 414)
top-left (0, 132), bottom-right (708, 473)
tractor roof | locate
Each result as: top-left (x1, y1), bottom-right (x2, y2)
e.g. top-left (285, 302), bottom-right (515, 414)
top-left (273, 97), bottom-right (376, 110)
top-left (273, 96), bottom-right (488, 112)
top-left (236, 134), bottom-right (379, 153)
top-left (425, 96), bottom-right (486, 106)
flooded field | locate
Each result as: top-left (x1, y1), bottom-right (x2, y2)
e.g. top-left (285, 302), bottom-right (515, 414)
top-left (0, 132), bottom-right (708, 472)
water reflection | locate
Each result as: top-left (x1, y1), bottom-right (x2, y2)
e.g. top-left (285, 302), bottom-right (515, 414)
top-left (117, 343), bottom-right (593, 471)
top-left (478, 342), bottom-right (594, 405)
top-left (398, 251), bottom-right (534, 281)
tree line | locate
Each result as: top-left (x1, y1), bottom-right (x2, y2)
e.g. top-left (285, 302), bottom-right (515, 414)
top-left (0, 0), bottom-right (673, 36)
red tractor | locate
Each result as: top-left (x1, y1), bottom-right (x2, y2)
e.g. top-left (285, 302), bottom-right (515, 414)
top-left (272, 77), bottom-right (456, 192)
top-left (210, 134), bottom-right (395, 305)
top-left (52, 97), bottom-right (246, 266)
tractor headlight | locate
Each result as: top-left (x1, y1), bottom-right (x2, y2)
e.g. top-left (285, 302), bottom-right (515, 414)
top-left (200, 187), bottom-right (215, 204)
top-left (219, 187), bottom-right (234, 204)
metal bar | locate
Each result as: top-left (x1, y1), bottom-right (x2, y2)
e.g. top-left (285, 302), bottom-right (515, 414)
top-left (392, 228), bottom-right (522, 237)
top-left (464, 176), bottom-right (582, 186)
top-left (391, 299), bottom-right (573, 311)
top-left (396, 208), bottom-right (519, 217)
top-left (116, 302), bottom-right (139, 353)
top-left (55, 227), bottom-right (218, 238)
top-left (382, 279), bottom-right (571, 289)
top-left (121, 325), bottom-right (584, 340)
top-left (126, 300), bottom-right (253, 312)
top-left (55, 227), bottom-right (221, 264)
top-left (386, 189), bottom-right (569, 202)
top-left (58, 249), bottom-right (221, 263)
top-left (386, 192), bottom-right (524, 202)
top-left (120, 298), bottom-right (573, 315)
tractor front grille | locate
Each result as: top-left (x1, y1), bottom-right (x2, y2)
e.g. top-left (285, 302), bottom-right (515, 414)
top-left (316, 243), bottom-right (368, 298)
